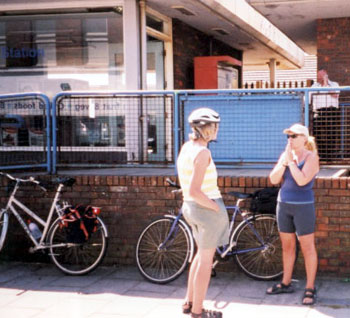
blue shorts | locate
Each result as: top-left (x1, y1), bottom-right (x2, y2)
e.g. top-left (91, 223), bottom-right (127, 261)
top-left (276, 201), bottom-right (316, 236)
top-left (182, 198), bottom-right (229, 249)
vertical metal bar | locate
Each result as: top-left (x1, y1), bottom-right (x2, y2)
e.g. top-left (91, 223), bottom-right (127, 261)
top-left (173, 91), bottom-right (179, 174)
top-left (51, 93), bottom-right (59, 174)
top-left (139, 95), bottom-right (144, 163)
top-left (44, 95), bottom-right (51, 173)
top-left (163, 94), bottom-right (167, 160)
top-left (341, 104), bottom-right (345, 158)
top-left (304, 88), bottom-right (309, 127)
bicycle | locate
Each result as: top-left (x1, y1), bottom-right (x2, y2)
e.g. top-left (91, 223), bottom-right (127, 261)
top-left (136, 179), bottom-right (294, 284)
top-left (0, 171), bottom-right (108, 275)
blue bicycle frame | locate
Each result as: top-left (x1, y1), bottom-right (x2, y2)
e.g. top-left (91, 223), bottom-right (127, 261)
top-left (216, 205), bottom-right (268, 258)
top-left (161, 202), bottom-right (268, 268)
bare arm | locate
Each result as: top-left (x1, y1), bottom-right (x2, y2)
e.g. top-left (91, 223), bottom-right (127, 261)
top-left (269, 151), bottom-right (288, 185)
top-left (288, 152), bottom-right (319, 186)
top-left (189, 149), bottom-right (220, 212)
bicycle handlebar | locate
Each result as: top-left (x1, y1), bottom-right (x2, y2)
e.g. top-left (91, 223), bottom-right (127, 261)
top-left (165, 178), bottom-right (182, 194)
top-left (165, 178), bottom-right (180, 188)
top-left (0, 171), bottom-right (47, 191)
top-left (0, 172), bottom-right (76, 191)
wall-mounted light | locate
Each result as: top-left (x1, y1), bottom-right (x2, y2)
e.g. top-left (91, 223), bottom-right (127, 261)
top-left (171, 6), bottom-right (196, 16)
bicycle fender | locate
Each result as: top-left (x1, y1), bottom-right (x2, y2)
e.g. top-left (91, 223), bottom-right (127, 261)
top-left (96, 216), bottom-right (109, 237)
top-left (164, 214), bottom-right (195, 263)
top-left (0, 209), bottom-right (9, 251)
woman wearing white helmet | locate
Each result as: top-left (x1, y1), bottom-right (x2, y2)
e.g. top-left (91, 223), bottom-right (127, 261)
top-left (177, 107), bottom-right (229, 318)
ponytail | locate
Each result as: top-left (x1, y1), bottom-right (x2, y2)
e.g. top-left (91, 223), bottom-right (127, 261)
top-left (189, 128), bottom-right (201, 141)
top-left (306, 136), bottom-right (318, 154)
top-left (189, 123), bottom-right (216, 142)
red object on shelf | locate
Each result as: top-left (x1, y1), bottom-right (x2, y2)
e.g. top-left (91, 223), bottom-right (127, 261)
top-left (194, 56), bottom-right (242, 89)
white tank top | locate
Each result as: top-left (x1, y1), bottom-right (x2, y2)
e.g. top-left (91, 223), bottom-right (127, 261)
top-left (177, 141), bottom-right (221, 201)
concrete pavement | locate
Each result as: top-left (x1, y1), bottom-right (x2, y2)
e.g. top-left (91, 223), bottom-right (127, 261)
top-left (0, 261), bottom-right (349, 318)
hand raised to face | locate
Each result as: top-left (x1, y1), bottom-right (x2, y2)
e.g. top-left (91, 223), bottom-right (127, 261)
top-left (285, 141), bottom-right (294, 162)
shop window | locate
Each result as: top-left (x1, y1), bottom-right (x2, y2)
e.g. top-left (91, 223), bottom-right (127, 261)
top-left (0, 11), bottom-right (124, 94)
top-left (56, 19), bottom-right (84, 66)
top-left (27, 116), bottom-right (45, 146)
top-left (147, 115), bottom-right (157, 154)
top-left (146, 36), bottom-right (164, 90)
top-left (146, 15), bottom-right (163, 33)
top-left (116, 116), bottom-right (125, 146)
top-left (58, 115), bottom-right (125, 147)
top-left (0, 114), bottom-right (45, 147)
top-left (5, 21), bottom-right (39, 68)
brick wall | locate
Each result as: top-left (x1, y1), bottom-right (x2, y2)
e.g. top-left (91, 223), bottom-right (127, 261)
top-left (317, 18), bottom-right (350, 85)
top-left (1, 174), bottom-right (349, 276)
top-left (172, 19), bottom-right (243, 89)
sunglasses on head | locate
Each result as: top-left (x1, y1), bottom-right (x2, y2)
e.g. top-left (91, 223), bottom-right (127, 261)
top-left (287, 134), bottom-right (300, 139)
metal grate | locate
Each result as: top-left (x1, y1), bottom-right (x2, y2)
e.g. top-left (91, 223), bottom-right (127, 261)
top-left (0, 94), bottom-right (50, 170)
top-left (55, 94), bottom-right (174, 167)
top-left (179, 92), bottom-right (304, 164)
top-left (310, 92), bottom-right (350, 163)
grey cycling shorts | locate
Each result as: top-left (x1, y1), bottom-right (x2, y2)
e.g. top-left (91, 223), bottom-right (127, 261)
top-left (182, 198), bottom-right (229, 249)
top-left (276, 201), bottom-right (316, 236)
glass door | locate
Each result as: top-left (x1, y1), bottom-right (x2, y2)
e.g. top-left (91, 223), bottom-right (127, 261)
top-left (142, 7), bottom-right (173, 163)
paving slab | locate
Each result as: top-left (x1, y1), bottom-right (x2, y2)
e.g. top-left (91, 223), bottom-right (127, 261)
top-left (0, 262), bottom-right (349, 318)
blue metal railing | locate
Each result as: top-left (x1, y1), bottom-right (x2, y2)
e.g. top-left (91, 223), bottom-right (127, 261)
top-left (51, 91), bottom-right (176, 174)
top-left (2, 87), bottom-right (350, 174)
top-left (0, 93), bottom-right (51, 172)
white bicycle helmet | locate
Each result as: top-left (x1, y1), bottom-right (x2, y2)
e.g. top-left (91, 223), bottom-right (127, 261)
top-left (188, 108), bottom-right (220, 126)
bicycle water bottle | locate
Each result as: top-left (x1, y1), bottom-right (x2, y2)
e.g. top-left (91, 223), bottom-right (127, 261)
top-left (28, 221), bottom-right (42, 240)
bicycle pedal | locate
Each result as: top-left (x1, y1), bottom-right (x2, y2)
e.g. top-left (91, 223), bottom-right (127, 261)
top-left (28, 247), bottom-right (36, 254)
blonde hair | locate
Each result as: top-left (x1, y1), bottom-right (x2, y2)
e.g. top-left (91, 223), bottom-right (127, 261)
top-left (189, 123), bottom-right (217, 142)
top-left (305, 136), bottom-right (318, 154)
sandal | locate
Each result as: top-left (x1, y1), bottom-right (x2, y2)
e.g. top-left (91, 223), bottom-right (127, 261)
top-left (302, 288), bottom-right (317, 305)
top-left (190, 309), bottom-right (223, 318)
top-left (182, 301), bottom-right (192, 314)
top-left (266, 282), bottom-right (294, 295)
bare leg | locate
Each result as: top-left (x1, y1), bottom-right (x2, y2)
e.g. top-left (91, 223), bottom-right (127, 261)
top-left (280, 232), bottom-right (297, 285)
top-left (184, 252), bottom-right (200, 304)
top-left (190, 248), bottom-right (216, 315)
top-left (267, 232), bottom-right (296, 293)
top-left (298, 233), bottom-right (318, 304)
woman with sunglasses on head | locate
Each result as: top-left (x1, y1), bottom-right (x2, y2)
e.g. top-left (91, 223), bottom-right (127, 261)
top-left (267, 123), bottom-right (319, 305)
top-left (177, 108), bottom-right (229, 318)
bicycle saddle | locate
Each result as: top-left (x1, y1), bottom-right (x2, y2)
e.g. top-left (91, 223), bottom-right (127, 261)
top-left (37, 177), bottom-right (75, 190)
top-left (227, 191), bottom-right (253, 199)
top-left (56, 177), bottom-right (76, 187)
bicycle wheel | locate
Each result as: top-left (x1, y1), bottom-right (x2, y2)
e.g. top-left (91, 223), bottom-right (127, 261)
top-left (136, 217), bottom-right (192, 284)
top-left (48, 217), bottom-right (108, 275)
top-left (231, 214), bottom-right (283, 280)
top-left (0, 209), bottom-right (9, 252)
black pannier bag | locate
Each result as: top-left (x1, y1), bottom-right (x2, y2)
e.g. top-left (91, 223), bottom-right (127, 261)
top-left (60, 205), bottom-right (99, 243)
top-left (250, 188), bottom-right (279, 214)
